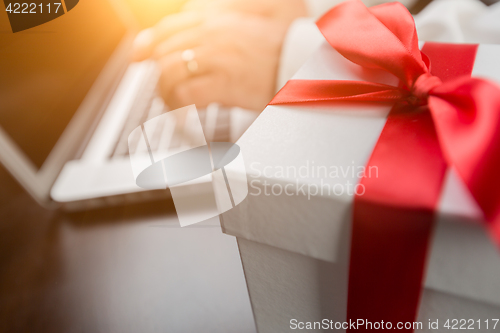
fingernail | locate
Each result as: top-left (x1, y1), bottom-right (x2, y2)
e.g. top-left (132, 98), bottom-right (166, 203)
top-left (132, 29), bottom-right (154, 60)
top-left (134, 29), bottom-right (154, 48)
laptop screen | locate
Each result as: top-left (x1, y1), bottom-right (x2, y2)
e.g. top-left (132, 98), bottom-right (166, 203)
top-left (0, 0), bottom-right (127, 169)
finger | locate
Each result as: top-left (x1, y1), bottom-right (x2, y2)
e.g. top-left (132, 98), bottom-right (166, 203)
top-left (132, 29), bottom-right (155, 61)
top-left (153, 26), bottom-right (207, 60)
top-left (167, 74), bottom-right (227, 109)
top-left (132, 12), bottom-right (205, 61)
top-left (157, 48), bottom-right (213, 100)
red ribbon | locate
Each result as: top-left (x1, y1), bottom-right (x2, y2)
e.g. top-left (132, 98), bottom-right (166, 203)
top-left (269, 0), bottom-right (500, 330)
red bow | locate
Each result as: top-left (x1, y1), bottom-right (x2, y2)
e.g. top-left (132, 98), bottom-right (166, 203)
top-left (269, 0), bottom-right (500, 330)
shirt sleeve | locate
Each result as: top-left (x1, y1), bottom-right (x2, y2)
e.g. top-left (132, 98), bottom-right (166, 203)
top-left (414, 0), bottom-right (500, 44)
top-left (276, 18), bottom-right (324, 90)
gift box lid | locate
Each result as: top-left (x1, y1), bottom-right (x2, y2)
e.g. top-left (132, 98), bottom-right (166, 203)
top-left (221, 42), bottom-right (500, 307)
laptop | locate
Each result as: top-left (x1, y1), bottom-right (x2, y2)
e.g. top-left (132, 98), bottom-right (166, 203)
top-left (0, 0), bottom-right (257, 210)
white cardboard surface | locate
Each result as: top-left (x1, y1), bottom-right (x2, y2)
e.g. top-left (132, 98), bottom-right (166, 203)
top-left (237, 237), bottom-right (500, 333)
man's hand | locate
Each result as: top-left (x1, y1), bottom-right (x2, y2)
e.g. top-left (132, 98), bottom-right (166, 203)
top-left (132, 0), bottom-right (307, 111)
top-left (148, 13), bottom-right (290, 111)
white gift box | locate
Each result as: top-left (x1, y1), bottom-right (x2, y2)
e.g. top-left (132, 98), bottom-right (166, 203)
top-left (220, 42), bottom-right (500, 333)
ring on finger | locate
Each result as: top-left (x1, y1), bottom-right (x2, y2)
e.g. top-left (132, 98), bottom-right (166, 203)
top-left (181, 49), bottom-right (199, 74)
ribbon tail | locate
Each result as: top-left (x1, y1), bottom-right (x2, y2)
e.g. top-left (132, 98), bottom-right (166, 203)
top-left (349, 102), bottom-right (447, 331)
top-left (269, 80), bottom-right (404, 106)
top-left (429, 77), bottom-right (500, 245)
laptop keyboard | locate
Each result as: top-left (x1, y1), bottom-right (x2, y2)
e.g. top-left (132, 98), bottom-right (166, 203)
top-left (110, 72), bottom-right (231, 158)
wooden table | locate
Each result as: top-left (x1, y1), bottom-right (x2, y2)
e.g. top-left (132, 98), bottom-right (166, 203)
top-left (0, 165), bottom-right (255, 333)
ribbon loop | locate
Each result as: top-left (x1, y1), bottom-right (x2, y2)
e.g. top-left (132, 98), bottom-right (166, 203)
top-left (317, 0), bottom-right (427, 86)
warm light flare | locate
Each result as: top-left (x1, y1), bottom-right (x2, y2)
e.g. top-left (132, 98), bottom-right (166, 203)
top-left (120, 0), bottom-right (187, 28)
